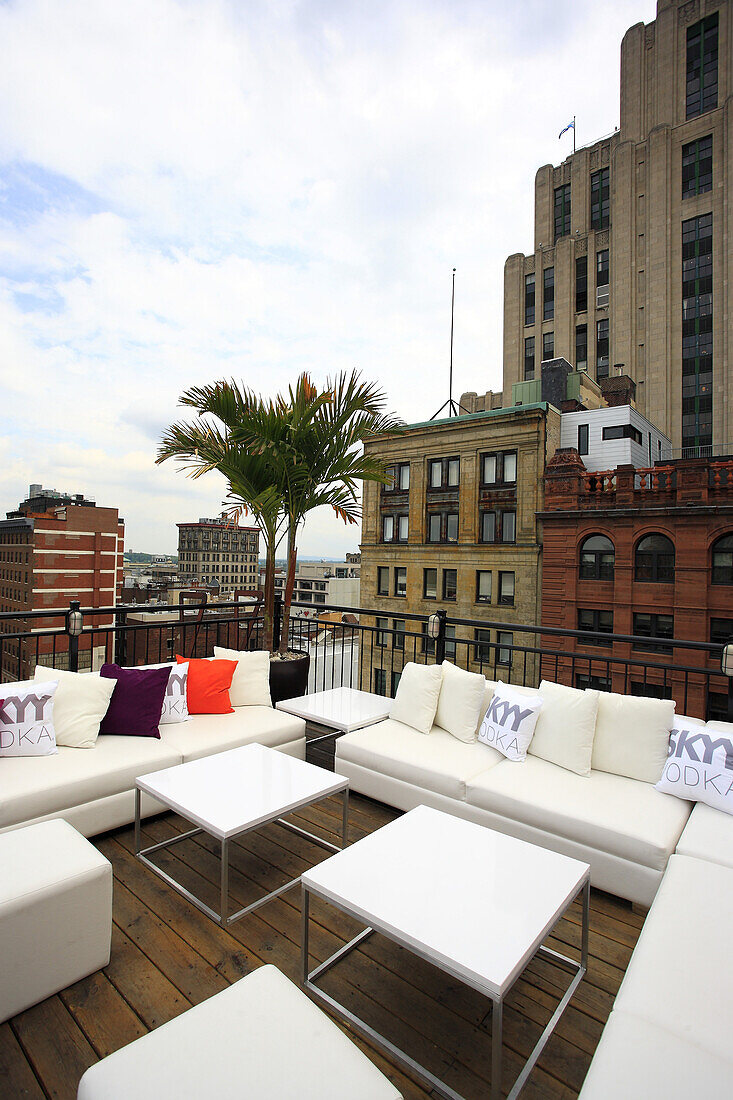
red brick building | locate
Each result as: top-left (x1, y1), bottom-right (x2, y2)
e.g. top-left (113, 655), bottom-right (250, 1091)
top-left (539, 451), bottom-right (733, 721)
top-left (0, 500), bottom-right (124, 681)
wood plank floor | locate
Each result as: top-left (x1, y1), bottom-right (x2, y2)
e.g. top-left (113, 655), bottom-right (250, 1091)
top-left (1, 788), bottom-right (645, 1100)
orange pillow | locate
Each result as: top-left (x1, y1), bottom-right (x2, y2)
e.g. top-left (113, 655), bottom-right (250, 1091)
top-left (175, 655), bottom-right (237, 714)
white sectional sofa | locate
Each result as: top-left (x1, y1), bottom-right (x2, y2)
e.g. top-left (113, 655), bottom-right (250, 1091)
top-left (0, 706), bottom-right (306, 838)
top-left (336, 682), bottom-right (695, 907)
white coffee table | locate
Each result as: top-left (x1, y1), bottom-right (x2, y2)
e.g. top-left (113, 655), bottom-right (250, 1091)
top-left (276, 687), bottom-right (391, 744)
top-left (135, 744), bottom-right (349, 927)
top-left (301, 805), bottom-right (590, 1100)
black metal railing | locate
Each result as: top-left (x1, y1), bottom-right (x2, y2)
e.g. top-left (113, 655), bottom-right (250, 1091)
top-left (1, 597), bottom-right (730, 723)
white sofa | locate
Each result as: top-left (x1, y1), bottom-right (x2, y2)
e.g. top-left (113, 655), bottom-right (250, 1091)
top-left (0, 706), bottom-right (306, 838)
top-left (335, 681), bottom-right (700, 907)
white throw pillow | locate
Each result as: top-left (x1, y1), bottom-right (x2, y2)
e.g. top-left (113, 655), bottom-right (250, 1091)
top-left (434, 661), bottom-right (486, 743)
top-left (137, 662), bottom-right (191, 724)
top-left (0, 679), bottom-right (59, 757)
top-left (528, 680), bottom-right (599, 776)
top-left (592, 691), bottom-right (675, 783)
top-left (656, 718), bottom-right (733, 815)
top-left (213, 648), bottom-right (272, 707)
top-left (390, 662), bottom-right (443, 734)
top-left (34, 665), bottom-right (116, 749)
top-left (477, 681), bottom-right (544, 761)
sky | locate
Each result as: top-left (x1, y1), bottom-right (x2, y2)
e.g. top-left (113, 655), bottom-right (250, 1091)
top-left (0, 0), bottom-right (656, 557)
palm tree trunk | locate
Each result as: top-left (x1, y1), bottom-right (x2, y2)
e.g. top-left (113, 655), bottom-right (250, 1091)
top-left (262, 539), bottom-right (275, 652)
top-left (279, 525), bottom-right (297, 655)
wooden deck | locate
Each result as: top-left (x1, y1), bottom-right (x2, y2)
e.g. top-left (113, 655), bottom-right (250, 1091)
top-left (0, 789), bottom-right (644, 1100)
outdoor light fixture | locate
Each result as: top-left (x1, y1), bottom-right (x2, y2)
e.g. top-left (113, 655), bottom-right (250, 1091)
top-left (721, 642), bottom-right (733, 678)
top-left (427, 611), bottom-right (443, 639)
top-left (66, 606), bottom-right (84, 637)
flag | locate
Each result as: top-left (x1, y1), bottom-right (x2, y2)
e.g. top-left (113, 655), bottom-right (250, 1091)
top-left (558, 120), bottom-right (575, 139)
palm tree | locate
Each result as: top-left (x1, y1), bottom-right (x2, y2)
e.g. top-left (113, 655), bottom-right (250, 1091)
top-left (157, 371), bottom-right (403, 657)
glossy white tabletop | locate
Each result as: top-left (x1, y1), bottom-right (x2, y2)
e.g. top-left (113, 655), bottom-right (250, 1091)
top-left (276, 687), bottom-right (391, 732)
top-left (137, 743), bottom-right (348, 840)
top-left (302, 805), bottom-right (589, 999)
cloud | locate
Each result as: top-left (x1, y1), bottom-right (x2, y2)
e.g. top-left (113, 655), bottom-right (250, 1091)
top-left (0, 0), bottom-right (655, 554)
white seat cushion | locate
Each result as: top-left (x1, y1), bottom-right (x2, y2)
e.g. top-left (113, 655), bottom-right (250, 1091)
top-left (77, 964), bottom-right (401, 1100)
top-left (613, 855), bottom-right (733, 1063)
top-left (675, 801), bottom-right (733, 868)
top-left (578, 1008), bottom-right (733, 1099)
top-left (465, 755), bottom-right (691, 870)
top-left (337, 719), bottom-right (503, 801)
top-left (159, 707), bottom-right (305, 762)
top-left (0, 737), bottom-right (181, 830)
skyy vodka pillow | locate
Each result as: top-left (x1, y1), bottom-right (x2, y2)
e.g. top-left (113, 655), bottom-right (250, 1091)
top-left (656, 719), bottom-right (733, 815)
top-left (477, 682), bottom-right (543, 762)
top-left (0, 679), bottom-right (59, 757)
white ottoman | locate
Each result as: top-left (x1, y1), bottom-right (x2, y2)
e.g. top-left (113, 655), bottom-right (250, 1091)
top-left (78, 964), bottom-right (401, 1099)
top-left (0, 820), bottom-right (112, 1023)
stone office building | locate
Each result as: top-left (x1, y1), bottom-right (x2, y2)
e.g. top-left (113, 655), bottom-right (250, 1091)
top-left (503, 0), bottom-right (732, 457)
top-left (359, 403), bottom-right (561, 696)
top-left (177, 516), bottom-right (260, 596)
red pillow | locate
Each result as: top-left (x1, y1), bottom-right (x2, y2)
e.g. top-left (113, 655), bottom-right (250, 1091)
top-left (176, 655), bottom-right (237, 714)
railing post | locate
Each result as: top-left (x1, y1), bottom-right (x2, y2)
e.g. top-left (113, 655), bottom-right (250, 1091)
top-left (434, 609), bottom-right (447, 665)
top-left (66, 599), bottom-right (82, 673)
top-left (273, 593), bottom-right (283, 652)
top-left (116, 608), bottom-right (128, 667)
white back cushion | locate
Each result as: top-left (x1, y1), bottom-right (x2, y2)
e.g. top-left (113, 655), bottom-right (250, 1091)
top-left (528, 680), bottom-right (599, 776)
top-left (34, 665), bottom-right (115, 749)
top-left (213, 648), bottom-right (272, 707)
top-left (592, 691), bottom-right (675, 783)
top-left (434, 661), bottom-right (486, 743)
top-left (390, 663), bottom-right (443, 734)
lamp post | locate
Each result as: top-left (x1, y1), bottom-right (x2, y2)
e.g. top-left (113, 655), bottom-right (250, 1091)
top-left (66, 600), bottom-right (84, 673)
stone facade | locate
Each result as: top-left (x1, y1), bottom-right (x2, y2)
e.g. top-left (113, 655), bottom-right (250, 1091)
top-left (503, 0), bottom-right (732, 456)
top-left (359, 404), bottom-right (561, 695)
top-left (177, 517), bottom-right (260, 596)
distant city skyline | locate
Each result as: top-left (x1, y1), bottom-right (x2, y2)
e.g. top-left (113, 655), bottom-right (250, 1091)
top-left (0, 0), bottom-right (655, 555)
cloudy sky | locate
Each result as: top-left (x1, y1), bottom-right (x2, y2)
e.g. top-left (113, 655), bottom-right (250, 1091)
top-left (0, 0), bottom-right (654, 557)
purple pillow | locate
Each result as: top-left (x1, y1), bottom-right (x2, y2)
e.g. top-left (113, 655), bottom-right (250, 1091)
top-left (99, 663), bottom-right (170, 738)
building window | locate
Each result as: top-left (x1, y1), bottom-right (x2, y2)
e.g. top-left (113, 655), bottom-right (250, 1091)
top-left (554, 183), bottom-right (571, 241)
top-left (596, 249), bottom-right (609, 310)
top-left (576, 255), bottom-right (587, 313)
top-left (543, 267), bottom-right (555, 321)
top-left (575, 674), bottom-right (612, 692)
top-left (524, 273), bottom-right (535, 326)
top-left (384, 463), bottom-right (410, 491)
top-left (682, 213), bottom-right (713, 452)
top-left (682, 136), bottom-right (713, 199)
top-left (476, 571), bottom-right (492, 603)
top-left (474, 629), bottom-right (492, 663)
top-left (579, 534), bottom-right (614, 581)
top-left (429, 457), bottom-right (460, 489)
top-left (442, 569), bottom-right (457, 601)
top-left (602, 424), bottom-right (642, 445)
top-left (524, 336), bottom-right (535, 380)
top-left (423, 568), bottom-right (437, 599)
top-left (706, 691), bottom-right (728, 723)
top-left (421, 623), bottom-right (436, 656)
top-left (382, 514), bottom-right (408, 543)
top-left (596, 318), bottom-right (609, 379)
top-left (426, 510), bottom-right (459, 543)
top-left (578, 608), bottom-right (614, 647)
top-left (481, 510), bottom-right (515, 544)
top-left (577, 423), bottom-right (589, 456)
top-left (393, 619), bottom-right (406, 651)
top-left (377, 566), bottom-right (389, 595)
top-left (375, 617), bottom-right (389, 647)
top-left (634, 534), bottom-right (675, 583)
top-left (686, 13), bottom-right (719, 119)
top-left (632, 613), bottom-right (674, 653)
top-left (575, 324), bottom-right (587, 372)
top-left (711, 618), bottom-right (733, 645)
top-left (497, 631), bottom-right (513, 666)
top-left (445, 625), bottom-right (456, 660)
top-left (712, 534), bottom-right (733, 585)
top-left (374, 669), bottom-right (387, 695)
top-left (590, 168), bottom-right (610, 230)
top-left (630, 682), bottom-right (673, 701)
top-left (542, 331), bottom-right (554, 361)
top-left (481, 451), bottom-right (517, 486)
top-left (498, 572), bottom-right (515, 606)
top-left (394, 567), bottom-right (407, 597)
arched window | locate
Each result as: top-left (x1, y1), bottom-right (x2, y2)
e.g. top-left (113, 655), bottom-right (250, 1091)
top-left (635, 534), bottom-right (675, 583)
top-left (712, 534), bottom-right (733, 585)
top-left (579, 535), bottom-right (615, 581)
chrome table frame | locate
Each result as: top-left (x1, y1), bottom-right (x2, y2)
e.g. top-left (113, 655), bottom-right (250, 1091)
top-left (135, 783), bottom-right (349, 927)
top-left (301, 873), bottom-right (590, 1100)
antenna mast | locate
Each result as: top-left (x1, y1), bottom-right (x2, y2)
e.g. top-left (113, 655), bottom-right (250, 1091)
top-left (431, 268), bottom-right (466, 419)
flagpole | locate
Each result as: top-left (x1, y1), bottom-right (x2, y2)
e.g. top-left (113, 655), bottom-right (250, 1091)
top-left (573, 115), bottom-right (576, 154)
